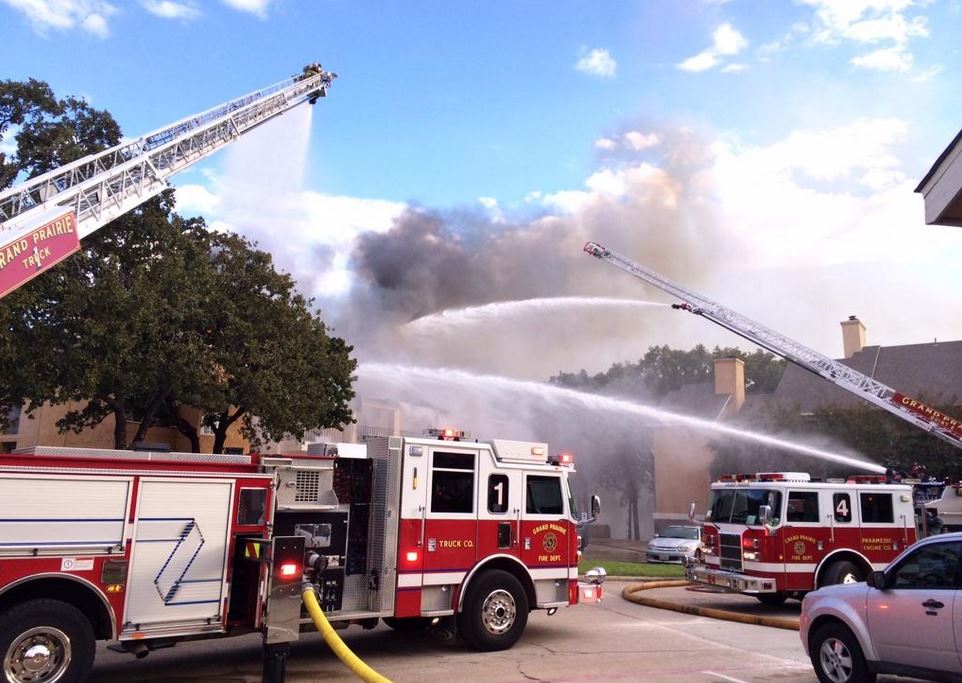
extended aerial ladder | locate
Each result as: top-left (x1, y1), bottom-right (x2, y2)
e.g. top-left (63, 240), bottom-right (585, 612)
top-left (583, 241), bottom-right (962, 451)
top-left (0, 62), bottom-right (335, 298)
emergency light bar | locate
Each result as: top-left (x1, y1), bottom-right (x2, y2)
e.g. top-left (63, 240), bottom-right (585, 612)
top-left (426, 427), bottom-right (469, 441)
top-left (548, 452), bottom-right (575, 467)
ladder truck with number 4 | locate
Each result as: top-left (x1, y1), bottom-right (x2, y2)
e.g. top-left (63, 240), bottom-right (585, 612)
top-left (583, 241), bottom-right (962, 601)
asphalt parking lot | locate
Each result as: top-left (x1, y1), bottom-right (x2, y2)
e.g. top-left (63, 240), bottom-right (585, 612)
top-left (91, 580), bottom-right (935, 683)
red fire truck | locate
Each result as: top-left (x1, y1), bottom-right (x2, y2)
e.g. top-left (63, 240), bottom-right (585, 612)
top-left (0, 430), bottom-right (597, 683)
top-left (686, 472), bottom-right (916, 604)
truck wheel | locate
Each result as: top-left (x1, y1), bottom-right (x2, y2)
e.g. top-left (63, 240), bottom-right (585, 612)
top-left (754, 593), bottom-right (788, 606)
top-left (0, 599), bottom-right (95, 683)
top-left (821, 561), bottom-right (865, 587)
top-left (457, 570), bottom-right (528, 652)
top-left (382, 617), bottom-right (430, 632)
top-left (810, 623), bottom-right (876, 683)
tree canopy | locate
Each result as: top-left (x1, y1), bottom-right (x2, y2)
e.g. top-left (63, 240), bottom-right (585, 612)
top-left (0, 78), bottom-right (356, 451)
top-left (549, 344), bottom-right (786, 400)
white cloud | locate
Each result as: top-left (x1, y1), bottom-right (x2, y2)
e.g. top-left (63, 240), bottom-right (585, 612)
top-left (721, 63), bottom-right (749, 73)
top-left (799, 0), bottom-right (929, 72)
top-left (594, 137), bottom-right (618, 151)
top-left (624, 131), bottom-right (662, 150)
top-left (678, 22), bottom-right (748, 72)
top-left (1, 0), bottom-right (117, 37)
top-left (910, 64), bottom-right (943, 82)
top-left (575, 48), bottom-right (617, 79)
top-left (141, 0), bottom-right (199, 20)
top-left (220, 0), bottom-right (273, 18)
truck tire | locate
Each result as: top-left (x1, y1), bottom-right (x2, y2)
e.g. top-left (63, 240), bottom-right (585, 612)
top-left (754, 593), bottom-right (788, 606)
top-left (821, 560), bottom-right (865, 587)
top-left (0, 599), bottom-right (95, 683)
top-left (457, 570), bottom-right (528, 652)
top-left (809, 622), bottom-right (876, 683)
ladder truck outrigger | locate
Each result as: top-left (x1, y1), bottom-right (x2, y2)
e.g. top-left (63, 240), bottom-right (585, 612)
top-left (0, 63), bottom-right (336, 299)
top-left (583, 241), bottom-right (962, 602)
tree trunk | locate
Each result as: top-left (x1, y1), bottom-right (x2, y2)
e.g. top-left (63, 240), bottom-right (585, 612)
top-left (112, 398), bottom-right (127, 450)
top-left (131, 390), bottom-right (169, 445)
top-left (168, 402), bottom-right (201, 453)
top-left (212, 407), bottom-right (245, 454)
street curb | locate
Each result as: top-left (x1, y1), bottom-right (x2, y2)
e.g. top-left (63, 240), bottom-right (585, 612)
top-left (621, 581), bottom-right (801, 631)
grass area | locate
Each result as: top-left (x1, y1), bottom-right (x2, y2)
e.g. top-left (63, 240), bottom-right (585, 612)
top-left (578, 558), bottom-right (687, 577)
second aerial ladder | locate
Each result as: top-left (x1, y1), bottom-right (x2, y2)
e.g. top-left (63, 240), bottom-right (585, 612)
top-left (583, 241), bottom-right (962, 451)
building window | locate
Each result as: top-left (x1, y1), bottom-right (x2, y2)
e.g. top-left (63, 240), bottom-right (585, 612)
top-left (430, 451), bottom-right (475, 514)
top-left (0, 442), bottom-right (15, 454)
top-left (224, 447), bottom-right (244, 455)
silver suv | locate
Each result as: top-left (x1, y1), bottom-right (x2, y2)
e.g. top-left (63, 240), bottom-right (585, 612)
top-left (799, 532), bottom-right (962, 683)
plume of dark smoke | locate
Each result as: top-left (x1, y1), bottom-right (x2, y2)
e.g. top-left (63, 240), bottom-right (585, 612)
top-left (329, 128), bottom-right (736, 378)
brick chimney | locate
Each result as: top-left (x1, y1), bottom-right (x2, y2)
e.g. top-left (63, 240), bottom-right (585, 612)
top-left (841, 316), bottom-right (866, 359)
top-left (714, 357), bottom-right (745, 412)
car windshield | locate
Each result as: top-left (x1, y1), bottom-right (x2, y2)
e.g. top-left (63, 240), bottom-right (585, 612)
top-left (708, 488), bottom-right (782, 526)
top-left (661, 526), bottom-right (699, 540)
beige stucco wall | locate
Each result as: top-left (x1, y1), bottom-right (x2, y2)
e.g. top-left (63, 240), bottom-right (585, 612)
top-left (2, 401), bottom-right (249, 453)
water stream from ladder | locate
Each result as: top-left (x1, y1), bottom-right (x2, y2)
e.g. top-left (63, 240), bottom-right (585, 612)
top-left (403, 297), bottom-right (668, 335)
top-left (358, 363), bottom-right (885, 473)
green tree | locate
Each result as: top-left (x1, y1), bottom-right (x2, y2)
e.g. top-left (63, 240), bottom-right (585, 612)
top-left (550, 344), bottom-right (786, 399)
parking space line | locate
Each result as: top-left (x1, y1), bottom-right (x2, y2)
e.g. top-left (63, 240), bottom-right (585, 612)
top-left (703, 672), bottom-right (751, 683)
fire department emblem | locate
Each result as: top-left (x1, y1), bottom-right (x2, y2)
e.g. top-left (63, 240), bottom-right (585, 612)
top-left (793, 541), bottom-right (806, 556)
top-left (543, 532), bottom-right (558, 553)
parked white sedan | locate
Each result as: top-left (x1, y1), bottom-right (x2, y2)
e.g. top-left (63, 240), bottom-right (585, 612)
top-left (800, 532), bottom-right (962, 683)
top-left (645, 525), bottom-right (702, 564)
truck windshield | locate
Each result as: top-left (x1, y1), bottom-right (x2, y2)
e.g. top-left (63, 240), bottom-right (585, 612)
top-left (708, 488), bottom-right (782, 526)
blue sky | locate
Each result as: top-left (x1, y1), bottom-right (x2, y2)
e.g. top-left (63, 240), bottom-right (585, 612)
top-left (3, 0), bottom-right (962, 378)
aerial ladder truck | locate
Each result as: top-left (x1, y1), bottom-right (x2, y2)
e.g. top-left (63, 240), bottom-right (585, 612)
top-left (583, 241), bottom-right (962, 452)
top-left (0, 62), bottom-right (336, 299)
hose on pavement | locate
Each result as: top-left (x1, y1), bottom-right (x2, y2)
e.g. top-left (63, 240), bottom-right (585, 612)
top-left (302, 584), bottom-right (394, 683)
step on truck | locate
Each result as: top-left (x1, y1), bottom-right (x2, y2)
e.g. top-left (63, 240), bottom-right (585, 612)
top-left (0, 429), bottom-right (599, 683)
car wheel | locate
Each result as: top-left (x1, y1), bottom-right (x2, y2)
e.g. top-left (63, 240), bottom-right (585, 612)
top-left (382, 617), bottom-right (431, 632)
top-left (457, 570), bottom-right (528, 652)
top-left (810, 623), bottom-right (876, 683)
top-left (0, 599), bottom-right (95, 683)
top-left (754, 593), bottom-right (788, 606)
top-left (821, 560), bottom-right (865, 587)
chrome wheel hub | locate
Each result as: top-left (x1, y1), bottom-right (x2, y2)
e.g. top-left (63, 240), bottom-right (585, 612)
top-left (3, 627), bottom-right (71, 683)
top-left (480, 589), bottom-right (516, 635)
top-left (819, 637), bottom-right (854, 683)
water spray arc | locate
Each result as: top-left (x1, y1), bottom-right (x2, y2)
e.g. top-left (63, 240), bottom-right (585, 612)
top-left (358, 363), bottom-right (885, 473)
top-left (403, 297), bottom-right (669, 334)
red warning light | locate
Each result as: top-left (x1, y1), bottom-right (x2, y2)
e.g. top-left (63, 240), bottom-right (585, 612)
top-left (279, 562), bottom-right (300, 578)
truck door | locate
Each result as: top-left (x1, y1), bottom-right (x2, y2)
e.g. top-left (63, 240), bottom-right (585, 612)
top-left (477, 451), bottom-right (521, 561)
top-left (520, 473), bottom-right (570, 573)
top-left (782, 489), bottom-right (822, 591)
top-left (421, 446), bottom-right (480, 611)
top-left (123, 478), bottom-right (234, 637)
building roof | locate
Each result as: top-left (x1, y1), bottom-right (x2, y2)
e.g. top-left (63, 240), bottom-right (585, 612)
top-left (771, 340), bottom-right (962, 412)
top-left (916, 127), bottom-right (962, 227)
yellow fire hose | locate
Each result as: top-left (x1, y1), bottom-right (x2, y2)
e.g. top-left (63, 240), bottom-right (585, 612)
top-left (302, 585), bottom-right (394, 683)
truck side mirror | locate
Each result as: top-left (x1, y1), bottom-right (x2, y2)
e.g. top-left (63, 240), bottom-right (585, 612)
top-left (590, 495), bottom-right (601, 519)
top-left (688, 502), bottom-right (696, 521)
top-left (758, 505), bottom-right (773, 526)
